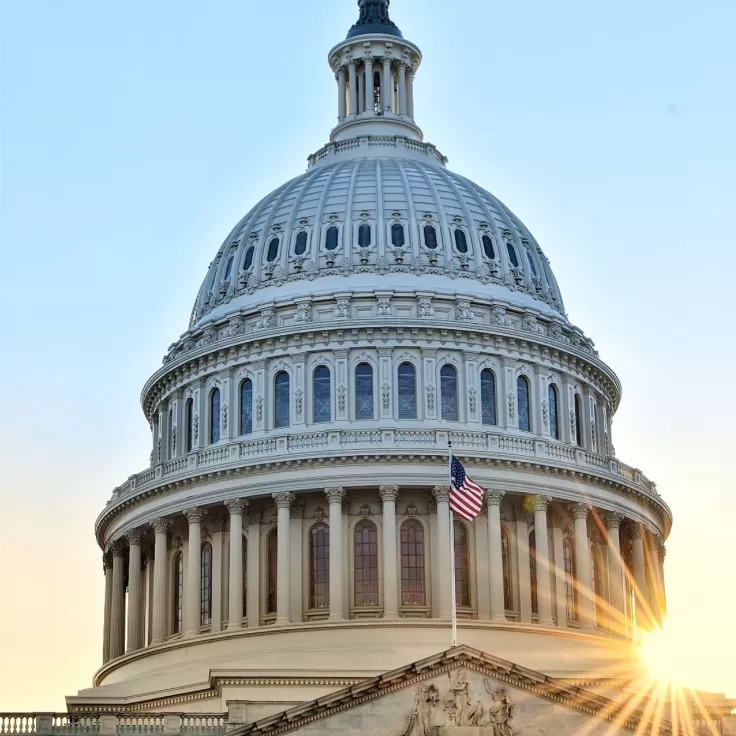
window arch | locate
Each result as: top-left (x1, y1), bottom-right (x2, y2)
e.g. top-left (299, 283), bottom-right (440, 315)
top-left (563, 537), bottom-right (577, 621)
top-left (454, 520), bottom-right (470, 608)
top-left (574, 393), bottom-right (583, 446)
top-left (358, 224), bottom-right (371, 248)
top-left (400, 520), bottom-right (425, 606)
top-left (168, 407), bottom-right (174, 458)
top-left (185, 398), bottom-right (193, 453)
top-left (294, 231), bottom-right (308, 255)
top-left (529, 530), bottom-right (538, 616)
top-left (506, 242), bottom-right (519, 267)
top-left (355, 363), bottom-right (374, 420)
top-left (354, 520), bottom-right (378, 607)
top-left (397, 362), bottom-right (417, 419)
top-left (480, 369), bottom-right (497, 425)
top-left (209, 388), bottom-right (221, 444)
top-left (454, 229), bottom-right (468, 253)
top-left (243, 245), bottom-right (254, 271)
top-left (240, 379), bottom-right (253, 435)
top-left (224, 255), bottom-right (234, 280)
top-left (325, 226), bottom-right (339, 251)
top-left (440, 364), bottom-right (459, 421)
top-left (274, 371), bottom-right (290, 429)
top-left (482, 234), bottom-right (496, 259)
top-left (309, 523), bottom-right (330, 610)
top-left (391, 223), bottom-right (405, 247)
top-left (266, 237), bottom-right (280, 262)
top-left (313, 366), bottom-right (331, 423)
top-left (517, 376), bottom-right (531, 432)
top-left (266, 529), bottom-right (277, 614)
top-left (548, 384), bottom-right (559, 440)
top-left (526, 249), bottom-right (538, 278)
top-left (172, 551), bottom-right (184, 634)
top-left (201, 542), bottom-right (213, 626)
top-left (501, 526), bottom-right (512, 610)
top-left (423, 224), bottom-right (438, 249)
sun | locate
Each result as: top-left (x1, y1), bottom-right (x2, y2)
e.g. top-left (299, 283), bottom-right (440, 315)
top-left (637, 625), bottom-right (691, 688)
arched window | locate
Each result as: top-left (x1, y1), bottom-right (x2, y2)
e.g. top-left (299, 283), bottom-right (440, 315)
top-left (274, 371), bottom-right (290, 429)
top-left (526, 249), bottom-right (538, 277)
top-left (224, 255), bottom-right (234, 280)
top-left (423, 224), bottom-right (438, 249)
top-left (313, 366), bottom-right (331, 423)
top-left (501, 526), bottom-right (512, 610)
top-left (210, 388), bottom-right (221, 444)
top-left (529, 530), bottom-right (538, 616)
top-left (172, 552), bottom-right (184, 634)
top-left (185, 398), bottom-right (193, 453)
top-left (480, 369), bottom-right (497, 425)
top-left (454, 520), bottom-right (470, 608)
top-left (325, 226), bottom-right (339, 251)
top-left (397, 362), bottom-right (417, 419)
top-left (506, 242), bottom-right (519, 267)
top-left (242, 539), bottom-right (248, 617)
top-left (400, 520), bottom-right (425, 606)
top-left (168, 407), bottom-right (174, 457)
top-left (201, 542), bottom-right (213, 626)
top-left (517, 376), bottom-right (531, 432)
top-left (266, 529), bottom-right (277, 614)
top-left (266, 237), bottom-right (280, 262)
top-left (548, 384), bottom-right (559, 440)
top-left (295, 231), bottom-right (308, 255)
top-left (440, 364), bottom-right (459, 421)
top-left (243, 246), bottom-right (254, 271)
top-left (354, 521), bottom-right (378, 607)
top-left (574, 393), bottom-right (583, 446)
top-left (454, 229), bottom-right (468, 253)
top-left (391, 223), bottom-right (405, 247)
top-left (591, 546), bottom-right (606, 628)
top-left (358, 224), bottom-right (371, 248)
top-left (355, 363), bottom-right (374, 420)
top-left (240, 379), bottom-right (253, 435)
top-left (482, 234), bottom-right (495, 259)
top-left (563, 538), bottom-right (577, 621)
top-left (309, 523), bottom-right (330, 610)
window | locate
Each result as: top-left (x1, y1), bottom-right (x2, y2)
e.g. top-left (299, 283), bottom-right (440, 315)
top-left (454, 229), bottom-right (468, 253)
top-left (274, 371), bottom-right (290, 428)
top-left (548, 384), bottom-right (559, 440)
top-left (224, 255), bottom-right (234, 280)
top-left (397, 362), bottom-right (417, 419)
top-left (325, 226), bottom-right (339, 251)
top-left (526, 249), bottom-right (538, 277)
top-left (242, 540), bottom-right (248, 617)
top-left (201, 542), bottom-right (212, 626)
top-left (440, 364), bottom-right (459, 421)
top-left (454, 520), bottom-right (470, 608)
top-left (210, 388), bottom-right (221, 444)
top-left (482, 234), bottom-right (495, 259)
top-left (240, 379), bottom-right (253, 435)
top-left (501, 526), bottom-right (512, 610)
top-left (354, 521), bottom-right (378, 606)
top-left (266, 237), bottom-right (280, 262)
top-left (423, 224), bottom-right (438, 249)
top-left (592, 546), bottom-right (606, 628)
top-left (529, 530), bottom-right (538, 616)
top-left (506, 242), bottom-right (519, 267)
top-left (480, 369), bottom-right (497, 425)
top-left (391, 223), bottom-right (405, 247)
top-left (517, 376), bottom-right (531, 432)
top-left (400, 520), bottom-right (425, 606)
top-left (563, 538), bottom-right (577, 621)
top-left (574, 394), bottom-right (583, 446)
top-left (185, 398), bottom-right (193, 453)
top-left (313, 366), bottom-right (331, 423)
top-left (168, 407), bottom-right (174, 457)
top-left (266, 530), bottom-right (277, 614)
top-left (295, 231), bottom-right (308, 255)
top-left (355, 363), bottom-right (374, 420)
top-left (309, 523), bottom-right (330, 609)
top-left (172, 552), bottom-right (184, 634)
top-left (243, 246), bottom-right (254, 271)
top-left (358, 224), bottom-right (371, 248)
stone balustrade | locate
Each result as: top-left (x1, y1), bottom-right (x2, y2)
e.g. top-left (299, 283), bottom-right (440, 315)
top-left (0, 715), bottom-right (226, 736)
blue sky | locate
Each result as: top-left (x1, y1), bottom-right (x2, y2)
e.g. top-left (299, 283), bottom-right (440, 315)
top-left (1, 0), bottom-right (735, 709)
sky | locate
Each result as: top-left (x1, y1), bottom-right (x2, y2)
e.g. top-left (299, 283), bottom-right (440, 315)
top-left (1, 0), bottom-right (735, 712)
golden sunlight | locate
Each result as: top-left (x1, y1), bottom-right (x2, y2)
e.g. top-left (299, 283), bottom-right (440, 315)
top-left (638, 626), bottom-right (692, 688)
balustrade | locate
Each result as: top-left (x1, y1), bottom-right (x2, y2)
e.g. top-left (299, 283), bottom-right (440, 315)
top-left (0, 716), bottom-right (226, 736)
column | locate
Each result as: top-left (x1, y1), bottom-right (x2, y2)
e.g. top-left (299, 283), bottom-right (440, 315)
top-left (380, 485), bottom-right (399, 619)
top-left (126, 530), bottom-right (143, 652)
top-left (226, 499), bottom-right (247, 631)
top-left (382, 57), bottom-right (392, 112)
top-left (486, 491), bottom-right (506, 622)
top-left (605, 512), bottom-right (626, 635)
top-left (532, 496), bottom-right (553, 626)
top-left (102, 553), bottom-right (113, 663)
top-left (551, 523), bottom-right (568, 628)
top-left (433, 485), bottom-right (452, 619)
top-left (184, 508), bottom-right (204, 636)
top-left (109, 541), bottom-right (126, 660)
top-left (150, 518), bottom-right (170, 643)
top-left (291, 502), bottom-right (305, 622)
top-left (210, 520), bottom-right (224, 633)
top-left (656, 537), bottom-right (667, 623)
top-left (515, 518), bottom-right (532, 623)
top-left (337, 67), bottom-right (346, 121)
top-left (631, 523), bottom-right (648, 629)
top-left (348, 61), bottom-right (358, 117)
top-left (247, 509), bottom-right (261, 628)
top-left (357, 67), bottom-right (364, 114)
top-left (407, 68), bottom-right (415, 119)
top-left (273, 492), bottom-right (294, 625)
top-left (365, 57), bottom-right (374, 114)
top-left (572, 503), bottom-right (595, 630)
top-left (398, 62), bottom-right (407, 116)
top-left (325, 487), bottom-right (346, 620)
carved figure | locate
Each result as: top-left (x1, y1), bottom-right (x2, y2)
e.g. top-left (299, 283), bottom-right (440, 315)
top-left (483, 682), bottom-right (516, 736)
top-left (446, 670), bottom-right (484, 727)
top-left (401, 684), bottom-right (439, 736)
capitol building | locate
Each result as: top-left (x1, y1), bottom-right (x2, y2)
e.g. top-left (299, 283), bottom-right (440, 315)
top-left (4, 2), bottom-right (735, 735)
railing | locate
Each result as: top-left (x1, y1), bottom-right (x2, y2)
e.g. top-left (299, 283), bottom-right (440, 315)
top-left (0, 716), bottom-right (225, 736)
top-left (307, 136), bottom-right (447, 167)
top-left (116, 717), bottom-right (163, 735)
top-left (1, 716), bottom-right (36, 734)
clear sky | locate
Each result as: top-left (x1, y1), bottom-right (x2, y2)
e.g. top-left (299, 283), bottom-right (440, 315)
top-left (1, 0), bottom-right (734, 712)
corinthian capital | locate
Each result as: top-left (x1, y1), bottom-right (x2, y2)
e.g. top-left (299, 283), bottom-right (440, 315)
top-left (604, 512), bottom-right (624, 530)
top-left (630, 522), bottom-right (644, 540)
top-left (379, 484), bottom-right (399, 502)
top-left (184, 507), bottom-right (205, 525)
top-left (273, 491), bottom-right (295, 509)
top-left (432, 485), bottom-right (451, 503)
top-left (127, 528), bottom-right (144, 546)
top-left (225, 499), bottom-right (248, 516)
top-left (532, 495), bottom-right (551, 513)
top-left (325, 487), bottom-right (346, 504)
top-left (486, 490), bottom-right (505, 507)
top-left (571, 502), bottom-right (590, 521)
top-left (150, 517), bottom-right (170, 535)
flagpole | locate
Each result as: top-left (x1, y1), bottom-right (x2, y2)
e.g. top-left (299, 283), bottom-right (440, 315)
top-left (448, 441), bottom-right (457, 647)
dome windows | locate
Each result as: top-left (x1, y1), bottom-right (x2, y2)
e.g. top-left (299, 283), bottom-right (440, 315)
top-left (358, 223), bottom-right (372, 248)
top-left (506, 242), bottom-right (520, 268)
top-left (209, 388), bottom-right (221, 444)
top-left (453, 229), bottom-right (468, 254)
top-left (440, 364), bottom-right (458, 421)
top-left (548, 384), bottom-right (559, 440)
top-left (243, 246), bottom-right (255, 271)
top-left (423, 225), bottom-right (438, 249)
top-left (480, 369), bottom-right (497, 426)
top-left (295, 231), bottom-right (308, 255)
top-left (274, 371), bottom-right (290, 429)
top-left (355, 363), bottom-right (374, 420)
top-left (240, 379), bottom-right (253, 435)
top-left (526, 249), bottom-right (539, 278)
top-left (313, 366), bottom-right (331, 423)
top-left (482, 234), bottom-right (496, 260)
top-left (267, 238), bottom-right (280, 263)
top-left (309, 523), bottom-right (330, 610)
top-left (325, 226), bottom-right (340, 251)
top-left (224, 255), bottom-right (234, 280)
top-left (397, 362), bottom-right (417, 419)
top-left (391, 223), bottom-right (405, 247)
top-left (517, 376), bottom-right (531, 432)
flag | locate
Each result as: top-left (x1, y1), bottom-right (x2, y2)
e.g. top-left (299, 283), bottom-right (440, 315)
top-left (449, 456), bottom-right (484, 521)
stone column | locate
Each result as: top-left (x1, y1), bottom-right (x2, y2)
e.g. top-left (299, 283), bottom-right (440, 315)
top-left (109, 541), bottom-right (126, 660)
top-left (365, 57), bottom-right (374, 113)
top-left (572, 503), bottom-right (595, 630)
top-left (226, 499), bottom-right (248, 631)
top-left (551, 523), bottom-right (568, 628)
top-left (273, 492), bottom-right (294, 625)
top-left (357, 68), bottom-right (364, 114)
top-left (433, 485), bottom-right (452, 619)
top-left (126, 530), bottom-right (143, 652)
top-left (325, 487), bottom-right (346, 620)
top-left (150, 518), bottom-right (170, 643)
top-left (380, 485), bottom-right (399, 619)
top-left (515, 518), bottom-right (532, 623)
top-left (605, 512), bottom-right (626, 634)
top-left (631, 523), bottom-right (648, 629)
top-left (382, 57), bottom-right (392, 112)
top-left (407, 68), bottom-right (415, 119)
top-left (337, 67), bottom-right (346, 121)
top-left (348, 61), bottom-right (358, 117)
top-left (184, 508), bottom-right (204, 636)
top-left (656, 537), bottom-right (667, 623)
top-left (532, 496), bottom-right (553, 626)
top-left (102, 553), bottom-right (113, 663)
top-left (486, 491), bottom-right (506, 622)
top-left (398, 61), bottom-right (407, 115)
top-left (247, 509), bottom-right (261, 628)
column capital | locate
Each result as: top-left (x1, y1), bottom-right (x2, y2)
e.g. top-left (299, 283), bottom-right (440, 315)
top-left (110, 539), bottom-right (126, 557)
top-left (532, 495), bottom-right (551, 513)
top-left (247, 508), bottom-right (262, 526)
top-left (486, 490), bottom-right (505, 507)
top-left (184, 507), bottom-right (205, 524)
top-left (656, 536), bottom-right (667, 561)
top-left (225, 499), bottom-right (248, 516)
top-left (102, 551), bottom-right (113, 571)
top-left (127, 529), bottom-right (144, 546)
top-left (630, 521), bottom-right (645, 540)
top-left (604, 511), bottom-right (625, 530)
top-left (325, 487), bottom-right (346, 504)
top-left (379, 484), bottom-right (399, 502)
top-left (273, 491), bottom-right (295, 509)
top-left (571, 502), bottom-right (590, 521)
top-left (150, 517), bottom-right (170, 534)
top-left (432, 485), bottom-right (451, 503)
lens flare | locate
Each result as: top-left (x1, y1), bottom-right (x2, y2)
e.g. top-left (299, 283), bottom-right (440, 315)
top-left (638, 625), bottom-right (690, 688)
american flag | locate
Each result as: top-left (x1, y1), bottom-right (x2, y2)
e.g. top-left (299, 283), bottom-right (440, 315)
top-left (449, 456), bottom-right (485, 521)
